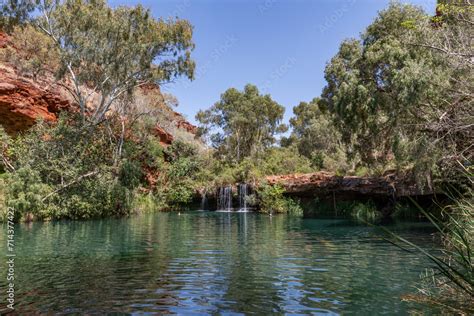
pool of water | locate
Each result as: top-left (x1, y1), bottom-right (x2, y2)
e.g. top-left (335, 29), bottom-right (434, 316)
top-left (0, 212), bottom-right (438, 314)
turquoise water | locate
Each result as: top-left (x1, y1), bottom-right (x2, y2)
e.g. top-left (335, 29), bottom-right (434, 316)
top-left (0, 212), bottom-right (437, 314)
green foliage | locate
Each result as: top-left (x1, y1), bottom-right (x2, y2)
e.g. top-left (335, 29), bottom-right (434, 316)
top-left (287, 99), bottom-right (339, 157)
top-left (257, 184), bottom-right (287, 214)
top-left (387, 188), bottom-right (474, 313)
top-left (196, 84), bottom-right (287, 163)
top-left (0, 0), bottom-right (38, 31)
top-left (256, 183), bottom-right (302, 215)
top-left (130, 192), bottom-right (166, 213)
top-left (285, 198), bottom-right (304, 216)
top-left (152, 140), bottom-right (203, 210)
top-left (0, 115), bottom-right (138, 221)
top-left (316, 2), bottom-right (472, 182)
top-left (254, 146), bottom-right (313, 176)
top-left (194, 146), bottom-right (313, 189)
top-left (125, 122), bottom-right (165, 172)
top-left (163, 181), bottom-right (195, 209)
top-left (322, 4), bottom-right (442, 168)
top-left (0, 112), bottom-right (203, 221)
top-left (2, 166), bottom-right (52, 221)
top-left (3, 0), bottom-right (196, 124)
top-left (47, 0), bottom-right (196, 85)
top-left (0, 24), bottom-right (59, 77)
top-left (165, 140), bottom-right (199, 162)
top-left (283, 98), bottom-right (353, 173)
top-left (119, 160), bottom-right (143, 190)
top-left (0, 0), bottom-right (201, 217)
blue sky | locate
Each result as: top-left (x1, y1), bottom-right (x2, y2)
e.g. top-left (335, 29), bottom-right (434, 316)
top-left (111, 0), bottom-right (437, 125)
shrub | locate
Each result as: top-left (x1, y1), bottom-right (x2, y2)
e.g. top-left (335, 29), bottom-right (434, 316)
top-left (0, 24), bottom-right (59, 78)
top-left (258, 146), bottom-right (313, 176)
top-left (119, 160), bottom-right (143, 190)
top-left (131, 192), bottom-right (166, 213)
top-left (3, 166), bottom-right (53, 221)
top-left (257, 183), bottom-right (302, 215)
top-left (0, 115), bottom-right (138, 221)
top-left (387, 187), bottom-right (474, 313)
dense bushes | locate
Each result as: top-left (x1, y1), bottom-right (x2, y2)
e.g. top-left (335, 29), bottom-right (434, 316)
top-left (0, 116), bottom-right (140, 221)
top-left (193, 146), bottom-right (314, 189)
top-left (0, 25), bottom-right (60, 77)
top-left (0, 113), bottom-right (212, 221)
top-left (390, 187), bottom-right (474, 313)
top-left (256, 183), bottom-right (302, 215)
top-left (282, 99), bottom-right (352, 174)
top-left (158, 141), bottom-right (203, 209)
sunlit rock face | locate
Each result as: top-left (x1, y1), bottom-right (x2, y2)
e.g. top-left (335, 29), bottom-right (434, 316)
top-left (153, 126), bottom-right (174, 146)
top-left (0, 67), bottom-right (73, 135)
top-left (0, 31), bottom-right (197, 139)
top-left (174, 112), bottom-right (198, 134)
top-left (0, 31), bottom-right (74, 135)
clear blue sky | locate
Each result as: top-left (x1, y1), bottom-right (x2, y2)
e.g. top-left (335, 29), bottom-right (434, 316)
top-left (110, 0), bottom-right (436, 125)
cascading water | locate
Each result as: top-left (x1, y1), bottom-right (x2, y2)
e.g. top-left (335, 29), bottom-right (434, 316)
top-left (217, 186), bottom-right (232, 211)
top-left (238, 183), bottom-right (248, 212)
top-left (201, 191), bottom-right (208, 211)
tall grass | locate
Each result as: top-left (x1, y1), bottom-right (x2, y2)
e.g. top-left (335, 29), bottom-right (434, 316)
top-left (383, 188), bottom-right (473, 313)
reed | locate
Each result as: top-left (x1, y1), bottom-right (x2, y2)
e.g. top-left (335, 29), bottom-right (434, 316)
top-left (382, 187), bottom-right (473, 313)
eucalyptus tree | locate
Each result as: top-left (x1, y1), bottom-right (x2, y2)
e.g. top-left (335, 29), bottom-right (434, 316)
top-left (0, 0), bottom-right (38, 30)
top-left (404, 1), bottom-right (474, 174)
top-left (317, 4), bottom-right (446, 180)
top-left (286, 98), bottom-right (344, 161)
top-left (196, 84), bottom-right (287, 163)
top-left (319, 1), bottom-right (473, 182)
top-left (1, 0), bottom-right (195, 125)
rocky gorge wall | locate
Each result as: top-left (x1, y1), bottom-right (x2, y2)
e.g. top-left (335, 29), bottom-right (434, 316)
top-left (0, 66), bottom-right (72, 134)
top-left (265, 172), bottom-right (435, 198)
top-left (0, 31), bottom-right (197, 144)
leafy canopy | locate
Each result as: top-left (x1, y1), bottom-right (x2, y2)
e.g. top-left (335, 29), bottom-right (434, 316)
top-left (320, 3), bottom-right (450, 172)
top-left (284, 98), bottom-right (348, 171)
top-left (196, 84), bottom-right (287, 163)
top-left (1, 0), bottom-right (196, 124)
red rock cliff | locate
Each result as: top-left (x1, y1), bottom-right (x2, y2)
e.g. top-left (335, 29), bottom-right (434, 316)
top-left (0, 31), bottom-right (197, 140)
top-left (266, 172), bottom-right (433, 198)
top-left (0, 66), bottom-right (73, 134)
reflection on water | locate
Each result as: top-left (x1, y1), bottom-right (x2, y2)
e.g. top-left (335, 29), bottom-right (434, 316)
top-left (0, 212), bottom-right (437, 314)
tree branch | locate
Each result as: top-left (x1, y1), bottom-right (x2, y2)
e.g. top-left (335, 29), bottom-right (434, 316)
top-left (41, 170), bottom-right (100, 202)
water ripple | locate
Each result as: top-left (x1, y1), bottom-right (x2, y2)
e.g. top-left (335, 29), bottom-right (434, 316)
top-left (0, 212), bottom-right (438, 314)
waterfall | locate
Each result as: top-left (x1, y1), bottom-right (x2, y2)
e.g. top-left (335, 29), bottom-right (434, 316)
top-left (201, 191), bottom-right (208, 211)
top-left (215, 185), bottom-right (250, 212)
top-left (239, 183), bottom-right (248, 212)
top-left (224, 186), bottom-right (232, 211)
top-left (217, 186), bottom-right (232, 211)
